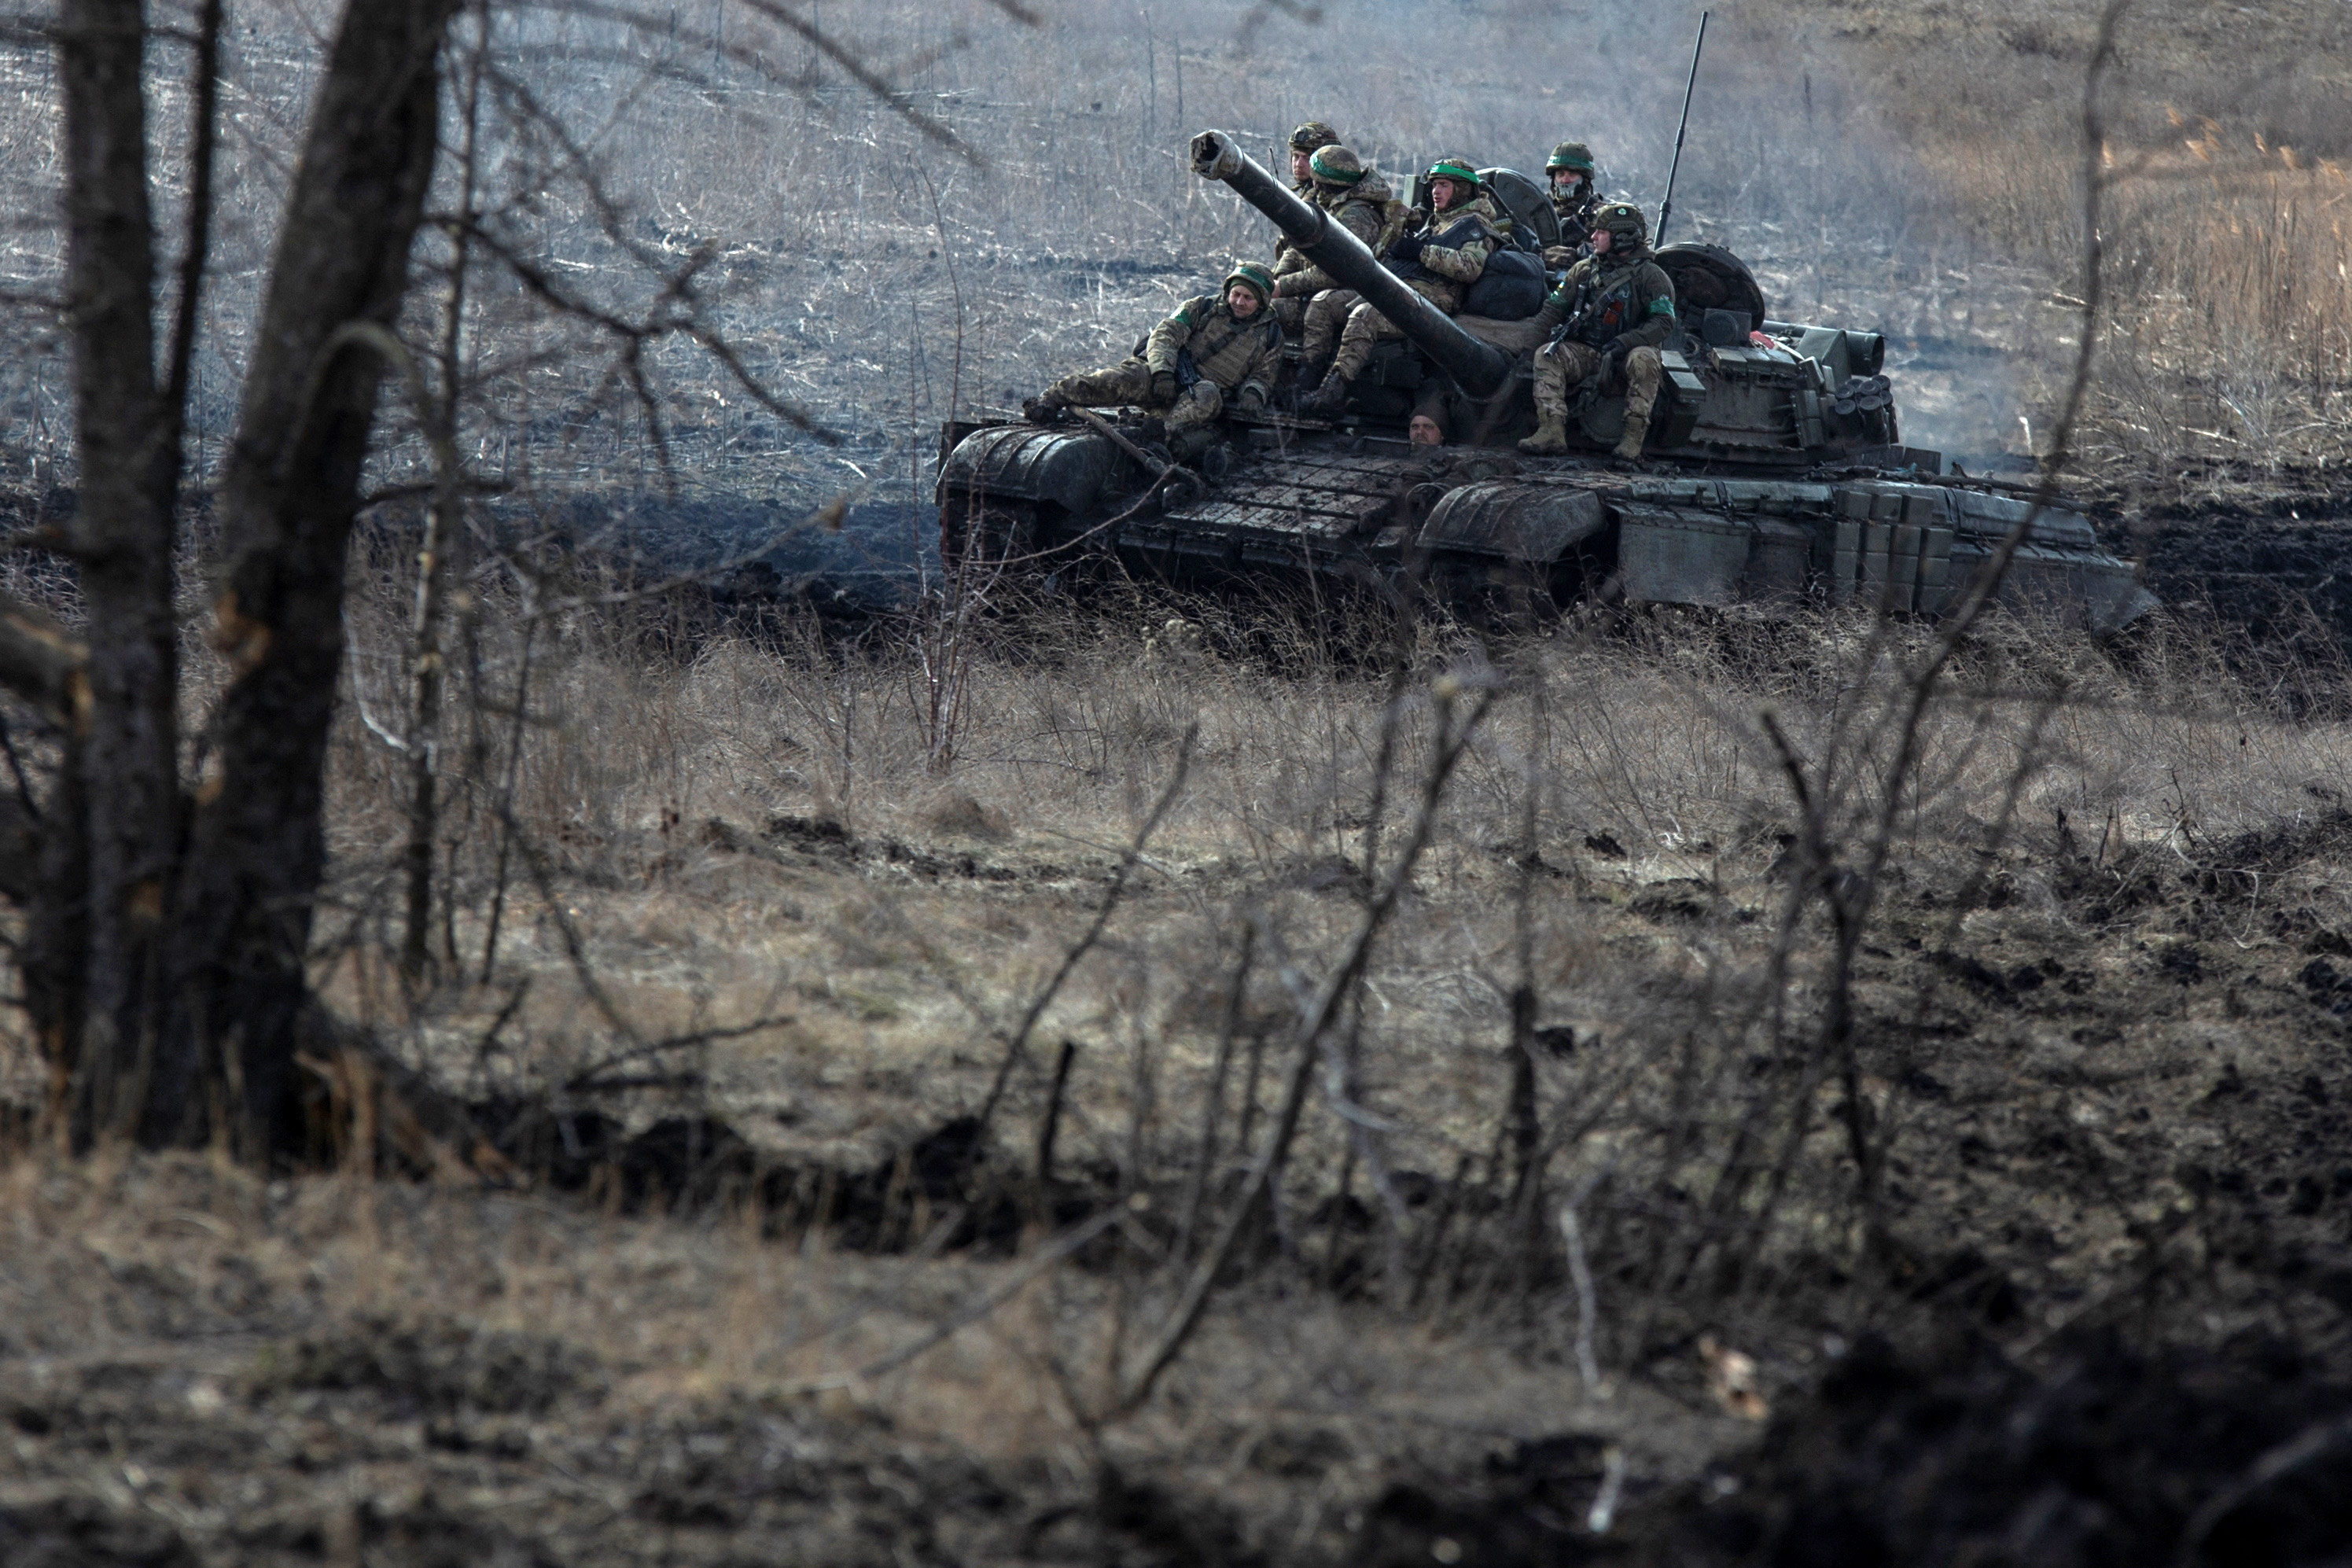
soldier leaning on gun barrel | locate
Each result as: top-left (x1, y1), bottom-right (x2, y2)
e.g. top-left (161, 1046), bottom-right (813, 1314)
top-left (1297, 155), bottom-right (1506, 417)
top-left (1272, 143), bottom-right (1406, 355)
top-left (1543, 141), bottom-right (1602, 267)
top-left (1519, 202), bottom-right (1678, 462)
top-left (1026, 261), bottom-right (1283, 459)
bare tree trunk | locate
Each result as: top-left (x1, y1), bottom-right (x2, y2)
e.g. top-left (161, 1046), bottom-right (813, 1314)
top-left (155, 0), bottom-right (458, 1155)
top-left (55, 0), bottom-right (185, 1141)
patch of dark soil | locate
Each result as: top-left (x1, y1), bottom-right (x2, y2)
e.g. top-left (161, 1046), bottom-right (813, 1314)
top-left (488, 1108), bottom-right (1099, 1258)
top-left (261, 1313), bottom-right (600, 1415)
top-left (1346, 1432), bottom-right (1625, 1567)
top-left (1637, 1330), bottom-right (2352, 1568)
top-left (0, 1493), bottom-right (201, 1568)
top-left (2126, 509), bottom-right (2352, 672)
top-left (699, 813), bottom-right (1066, 885)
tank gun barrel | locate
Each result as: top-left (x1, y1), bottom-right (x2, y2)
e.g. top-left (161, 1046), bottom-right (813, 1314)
top-left (1188, 130), bottom-right (1515, 399)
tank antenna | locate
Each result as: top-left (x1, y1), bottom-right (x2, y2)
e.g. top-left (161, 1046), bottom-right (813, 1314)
top-left (1654, 9), bottom-right (1710, 248)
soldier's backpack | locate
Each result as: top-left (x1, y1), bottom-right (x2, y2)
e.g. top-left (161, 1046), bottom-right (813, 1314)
top-left (1463, 247), bottom-right (1546, 319)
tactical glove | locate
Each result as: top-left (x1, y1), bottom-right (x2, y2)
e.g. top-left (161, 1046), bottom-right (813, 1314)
top-left (1150, 370), bottom-right (1178, 403)
top-left (1235, 385), bottom-right (1267, 414)
top-left (1602, 341), bottom-right (1632, 386)
top-left (1386, 232), bottom-right (1426, 266)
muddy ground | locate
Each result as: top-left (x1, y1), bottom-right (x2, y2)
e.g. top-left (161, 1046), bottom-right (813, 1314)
top-left (10, 635), bottom-right (2352, 1563)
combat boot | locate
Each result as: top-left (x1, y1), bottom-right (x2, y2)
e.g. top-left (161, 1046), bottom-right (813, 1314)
top-left (1297, 374), bottom-right (1350, 418)
top-left (1167, 425), bottom-right (1217, 465)
top-left (1612, 409), bottom-right (1651, 462)
top-left (1518, 408), bottom-right (1570, 455)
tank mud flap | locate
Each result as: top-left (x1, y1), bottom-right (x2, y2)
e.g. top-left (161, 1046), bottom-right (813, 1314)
top-left (1419, 482), bottom-right (1606, 564)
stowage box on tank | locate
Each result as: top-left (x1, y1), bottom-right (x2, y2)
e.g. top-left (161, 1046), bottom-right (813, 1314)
top-left (937, 129), bottom-right (2154, 634)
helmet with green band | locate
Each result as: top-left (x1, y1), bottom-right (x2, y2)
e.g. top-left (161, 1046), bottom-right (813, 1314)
top-left (1308, 145), bottom-right (1366, 186)
top-left (1424, 156), bottom-right (1482, 189)
top-left (1546, 141), bottom-right (1596, 175)
top-left (1224, 260), bottom-right (1275, 307)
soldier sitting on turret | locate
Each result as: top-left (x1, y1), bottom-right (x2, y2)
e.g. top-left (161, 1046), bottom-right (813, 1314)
top-left (1027, 262), bottom-right (1283, 458)
top-left (1542, 142), bottom-right (1602, 267)
top-left (1519, 202), bottom-right (1678, 462)
top-left (1273, 144), bottom-right (1406, 364)
top-left (1297, 156), bottom-right (1505, 417)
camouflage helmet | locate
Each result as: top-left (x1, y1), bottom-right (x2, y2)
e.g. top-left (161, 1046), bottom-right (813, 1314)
top-left (1546, 141), bottom-right (1596, 176)
top-left (1592, 201), bottom-right (1649, 252)
top-left (1288, 121), bottom-right (1342, 153)
top-left (1307, 145), bottom-right (1367, 188)
top-left (1223, 259), bottom-right (1276, 307)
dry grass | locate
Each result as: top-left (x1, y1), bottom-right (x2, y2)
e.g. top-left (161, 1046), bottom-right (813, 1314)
top-left (9, 0), bottom-right (2352, 1553)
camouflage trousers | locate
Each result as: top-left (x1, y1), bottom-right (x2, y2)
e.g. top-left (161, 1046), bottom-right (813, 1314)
top-left (1297, 289), bottom-right (1360, 372)
top-left (1046, 357), bottom-right (1224, 430)
top-left (1533, 340), bottom-right (1664, 425)
top-left (1329, 280), bottom-right (1454, 382)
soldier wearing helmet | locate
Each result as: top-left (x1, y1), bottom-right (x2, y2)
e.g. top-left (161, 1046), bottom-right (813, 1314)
top-left (1029, 261), bottom-right (1284, 457)
top-left (1542, 141), bottom-right (1601, 267)
top-left (1298, 155), bottom-right (1505, 416)
top-left (1272, 121), bottom-right (1344, 271)
top-left (1272, 144), bottom-right (1408, 356)
top-left (1519, 203), bottom-right (1678, 461)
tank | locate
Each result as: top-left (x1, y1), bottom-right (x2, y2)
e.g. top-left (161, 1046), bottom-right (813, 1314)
top-left (937, 130), bottom-right (2155, 634)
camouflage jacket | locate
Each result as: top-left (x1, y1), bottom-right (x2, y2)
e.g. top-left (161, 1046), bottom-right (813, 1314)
top-left (1272, 171), bottom-right (1406, 296)
top-left (1531, 252), bottom-right (1678, 352)
top-left (1389, 193), bottom-right (1507, 313)
top-left (1146, 294), bottom-right (1285, 398)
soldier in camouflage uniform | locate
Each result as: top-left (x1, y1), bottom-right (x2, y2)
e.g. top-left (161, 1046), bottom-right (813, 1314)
top-left (1519, 203), bottom-right (1678, 460)
top-left (1297, 156), bottom-right (1505, 417)
top-left (1542, 142), bottom-right (1601, 268)
top-left (1272, 121), bottom-right (1342, 273)
top-left (1272, 144), bottom-right (1406, 352)
top-left (1030, 262), bottom-right (1283, 454)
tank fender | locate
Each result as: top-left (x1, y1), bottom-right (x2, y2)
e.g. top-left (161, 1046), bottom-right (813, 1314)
top-left (1417, 482), bottom-right (1606, 563)
top-left (937, 425), bottom-right (1123, 513)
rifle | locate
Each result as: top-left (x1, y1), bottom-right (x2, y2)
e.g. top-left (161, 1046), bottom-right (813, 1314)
top-left (1654, 9), bottom-right (1709, 248)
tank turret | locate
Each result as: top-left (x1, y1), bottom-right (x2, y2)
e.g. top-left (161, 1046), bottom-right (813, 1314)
top-left (1187, 130), bottom-right (1515, 398)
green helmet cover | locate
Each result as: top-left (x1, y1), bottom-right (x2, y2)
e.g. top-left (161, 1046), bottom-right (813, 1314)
top-left (1547, 141), bottom-right (1596, 175)
top-left (1308, 145), bottom-right (1367, 186)
top-left (1424, 158), bottom-right (1482, 189)
top-left (1289, 120), bottom-right (1341, 153)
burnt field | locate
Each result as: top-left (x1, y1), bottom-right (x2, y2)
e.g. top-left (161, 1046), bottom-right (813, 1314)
top-left (6, 1), bottom-right (2352, 1564)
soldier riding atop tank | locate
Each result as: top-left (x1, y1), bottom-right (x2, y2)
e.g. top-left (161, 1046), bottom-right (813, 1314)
top-left (1025, 261), bottom-right (1283, 462)
top-left (1295, 155), bottom-right (1504, 417)
top-left (1518, 201), bottom-right (1678, 462)
top-left (1541, 141), bottom-right (1601, 268)
top-left (1272, 144), bottom-right (1408, 374)
top-left (1270, 121), bottom-right (1342, 275)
